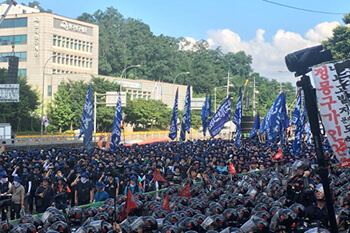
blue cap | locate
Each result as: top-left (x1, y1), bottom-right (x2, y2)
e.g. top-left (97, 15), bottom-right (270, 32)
top-left (14, 176), bottom-right (22, 183)
top-left (95, 182), bottom-right (106, 189)
top-left (81, 172), bottom-right (89, 177)
top-left (130, 175), bottom-right (137, 181)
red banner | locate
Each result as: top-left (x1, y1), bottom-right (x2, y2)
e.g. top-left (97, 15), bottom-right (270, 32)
top-left (153, 168), bottom-right (166, 182)
top-left (162, 192), bottom-right (171, 213)
top-left (120, 188), bottom-right (138, 221)
top-left (178, 183), bottom-right (191, 199)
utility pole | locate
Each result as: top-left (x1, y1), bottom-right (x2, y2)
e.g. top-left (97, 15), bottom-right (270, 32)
top-left (226, 71), bottom-right (230, 98)
top-left (253, 76), bottom-right (256, 116)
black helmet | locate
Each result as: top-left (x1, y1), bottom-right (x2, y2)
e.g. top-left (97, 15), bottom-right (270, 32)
top-left (152, 210), bottom-right (168, 219)
top-left (89, 220), bottom-right (112, 233)
top-left (178, 217), bottom-right (200, 232)
top-left (41, 208), bottom-right (61, 224)
top-left (98, 204), bottom-right (109, 213)
top-left (18, 224), bottom-right (36, 233)
top-left (192, 213), bottom-right (206, 225)
top-left (103, 198), bottom-right (114, 206)
top-left (240, 216), bottom-right (269, 233)
top-left (183, 207), bottom-right (196, 217)
top-left (45, 214), bottom-right (65, 228)
top-left (254, 211), bottom-right (271, 222)
top-left (0, 221), bottom-right (13, 233)
top-left (223, 208), bottom-right (239, 227)
top-left (93, 213), bottom-right (110, 222)
top-left (142, 216), bottom-right (158, 231)
top-left (210, 203), bottom-right (224, 215)
top-left (161, 225), bottom-right (180, 233)
top-left (176, 211), bottom-right (188, 218)
top-left (290, 203), bottom-right (306, 218)
top-left (201, 214), bottom-right (225, 231)
top-left (335, 207), bottom-right (350, 229)
top-left (49, 221), bottom-right (69, 233)
top-left (75, 225), bottom-right (99, 233)
top-left (116, 195), bottom-right (126, 205)
top-left (68, 206), bottom-right (83, 225)
top-left (106, 206), bottom-right (115, 218)
top-left (164, 213), bottom-right (181, 224)
top-left (19, 215), bottom-right (34, 225)
top-left (291, 160), bottom-right (309, 172)
top-left (8, 227), bottom-right (26, 233)
top-left (84, 207), bottom-right (98, 218)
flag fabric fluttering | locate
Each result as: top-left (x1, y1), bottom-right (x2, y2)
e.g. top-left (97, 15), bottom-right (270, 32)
top-left (180, 85), bottom-right (191, 142)
top-left (169, 88), bottom-right (179, 140)
top-left (110, 93), bottom-right (123, 150)
top-left (153, 168), bottom-right (166, 182)
top-left (105, 134), bottom-right (111, 151)
top-left (178, 183), bottom-right (191, 199)
top-left (120, 188), bottom-right (138, 221)
top-left (229, 162), bottom-right (237, 174)
top-left (208, 95), bottom-right (231, 138)
top-left (293, 91), bottom-right (307, 156)
top-left (336, 158), bottom-right (350, 167)
top-left (79, 85), bottom-right (94, 153)
top-left (306, 121), bottom-right (312, 144)
top-left (97, 133), bottom-right (103, 149)
top-left (272, 148), bottom-right (283, 160)
top-left (233, 88), bottom-right (242, 147)
top-left (249, 113), bottom-right (260, 139)
top-left (162, 192), bottom-right (171, 213)
top-left (201, 94), bottom-right (211, 136)
top-left (261, 93), bottom-right (289, 143)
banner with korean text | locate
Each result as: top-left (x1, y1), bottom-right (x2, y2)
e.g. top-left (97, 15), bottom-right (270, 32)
top-left (311, 63), bottom-right (350, 162)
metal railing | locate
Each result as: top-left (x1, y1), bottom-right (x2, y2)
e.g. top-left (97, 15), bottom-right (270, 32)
top-left (10, 130), bottom-right (233, 146)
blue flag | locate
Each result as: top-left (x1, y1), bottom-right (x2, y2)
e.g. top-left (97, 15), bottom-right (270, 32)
top-left (306, 121), bottom-right (312, 144)
top-left (292, 91), bottom-right (302, 125)
top-left (293, 102), bottom-right (307, 155)
top-left (201, 94), bottom-right (211, 136)
top-left (110, 93), bottom-right (123, 150)
top-left (169, 88), bottom-right (179, 140)
top-left (264, 93), bottom-right (287, 142)
top-left (233, 88), bottom-right (242, 147)
top-left (79, 85), bottom-right (94, 153)
top-left (249, 112), bottom-right (260, 139)
top-left (208, 95), bottom-right (231, 138)
top-left (180, 85), bottom-right (191, 142)
top-left (278, 93), bottom-right (289, 144)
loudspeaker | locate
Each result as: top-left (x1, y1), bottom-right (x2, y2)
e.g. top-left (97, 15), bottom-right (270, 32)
top-left (241, 116), bottom-right (255, 134)
top-left (7, 56), bottom-right (19, 84)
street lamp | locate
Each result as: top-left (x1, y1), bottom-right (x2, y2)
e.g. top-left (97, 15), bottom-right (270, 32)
top-left (172, 72), bottom-right (190, 100)
top-left (173, 72), bottom-right (190, 85)
top-left (119, 65), bottom-right (141, 92)
top-left (40, 55), bottom-right (58, 142)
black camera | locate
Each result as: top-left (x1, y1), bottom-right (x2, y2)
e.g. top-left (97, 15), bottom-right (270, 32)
top-left (285, 45), bottom-right (333, 76)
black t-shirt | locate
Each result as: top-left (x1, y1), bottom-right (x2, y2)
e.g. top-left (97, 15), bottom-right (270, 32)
top-left (29, 172), bottom-right (43, 192)
top-left (76, 181), bottom-right (93, 202)
top-left (35, 186), bottom-right (54, 209)
top-left (105, 179), bottom-right (117, 197)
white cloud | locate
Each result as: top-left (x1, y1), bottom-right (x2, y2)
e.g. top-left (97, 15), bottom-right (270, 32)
top-left (184, 21), bottom-right (340, 83)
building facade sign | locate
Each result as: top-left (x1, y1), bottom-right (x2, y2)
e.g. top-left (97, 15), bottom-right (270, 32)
top-left (34, 17), bottom-right (39, 57)
top-left (53, 18), bottom-right (93, 36)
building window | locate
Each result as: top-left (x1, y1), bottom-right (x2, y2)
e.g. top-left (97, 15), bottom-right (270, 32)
top-left (70, 39), bottom-right (73, 49)
top-left (74, 40), bottom-right (77, 49)
top-left (18, 69), bottom-right (26, 77)
top-left (0, 18), bottom-right (27, 29)
top-left (48, 85), bottom-right (52, 97)
top-left (52, 69), bottom-right (56, 74)
top-left (90, 44), bottom-right (92, 52)
top-left (0, 35), bottom-right (27, 45)
top-left (62, 37), bottom-right (65, 47)
top-left (53, 35), bottom-right (57, 46)
top-left (0, 52), bottom-right (27, 62)
top-left (66, 40), bottom-right (69, 48)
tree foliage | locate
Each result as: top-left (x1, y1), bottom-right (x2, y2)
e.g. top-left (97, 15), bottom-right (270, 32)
top-left (124, 98), bottom-right (171, 130)
top-left (0, 69), bottom-right (39, 132)
top-left (47, 77), bottom-right (121, 133)
top-left (323, 13), bottom-right (350, 60)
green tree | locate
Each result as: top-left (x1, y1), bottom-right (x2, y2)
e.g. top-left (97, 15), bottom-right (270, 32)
top-left (124, 99), bottom-right (171, 130)
top-left (323, 13), bottom-right (350, 59)
top-left (0, 69), bottom-right (39, 132)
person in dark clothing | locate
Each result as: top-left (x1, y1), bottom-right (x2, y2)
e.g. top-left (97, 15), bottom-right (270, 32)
top-left (103, 172), bottom-right (119, 198)
top-left (74, 172), bottom-right (93, 206)
top-left (286, 160), bottom-right (315, 207)
top-left (35, 177), bottom-right (54, 213)
top-left (28, 164), bottom-right (42, 214)
top-left (53, 177), bottom-right (71, 210)
top-left (0, 173), bottom-right (10, 221)
top-left (306, 184), bottom-right (329, 228)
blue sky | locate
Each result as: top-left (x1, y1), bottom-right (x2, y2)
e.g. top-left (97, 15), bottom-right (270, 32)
top-left (19, 0), bottom-right (350, 82)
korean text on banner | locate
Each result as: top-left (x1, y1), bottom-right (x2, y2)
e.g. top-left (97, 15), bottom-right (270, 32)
top-left (311, 64), bottom-right (350, 162)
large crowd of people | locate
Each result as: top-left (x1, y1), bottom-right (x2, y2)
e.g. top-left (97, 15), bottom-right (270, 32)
top-left (0, 136), bottom-right (349, 233)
